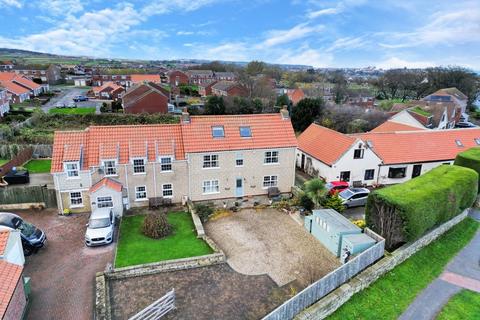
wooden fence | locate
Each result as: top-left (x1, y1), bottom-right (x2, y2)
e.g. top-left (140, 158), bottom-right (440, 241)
top-left (0, 147), bottom-right (33, 176)
top-left (0, 186), bottom-right (57, 208)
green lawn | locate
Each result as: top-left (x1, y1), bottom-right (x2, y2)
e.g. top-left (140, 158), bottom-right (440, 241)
top-left (115, 211), bottom-right (213, 268)
top-left (437, 289), bottom-right (480, 320)
top-left (23, 159), bottom-right (51, 173)
top-left (410, 106), bottom-right (432, 117)
top-left (0, 159), bottom-right (9, 166)
top-left (329, 218), bottom-right (479, 320)
top-left (49, 107), bottom-right (96, 115)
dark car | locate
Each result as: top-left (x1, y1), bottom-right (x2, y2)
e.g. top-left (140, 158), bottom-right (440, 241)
top-left (73, 95), bottom-right (88, 102)
top-left (455, 121), bottom-right (476, 128)
top-left (3, 169), bottom-right (29, 184)
top-left (0, 212), bottom-right (46, 255)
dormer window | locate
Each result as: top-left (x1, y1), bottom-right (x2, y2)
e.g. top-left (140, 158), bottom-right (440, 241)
top-left (103, 160), bottom-right (117, 176)
top-left (240, 126), bottom-right (252, 137)
top-left (64, 162), bottom-right (79, 178)
top-left (212, 126), bottom-right (225, 138)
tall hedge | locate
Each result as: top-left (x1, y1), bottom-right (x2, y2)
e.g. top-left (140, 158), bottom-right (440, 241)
top-left (366, 165), bottom-right (478, 250)
top-left (454, 147), bottom-right (480, 192)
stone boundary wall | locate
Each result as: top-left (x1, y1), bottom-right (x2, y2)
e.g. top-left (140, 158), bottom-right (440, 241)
top-left (95, 273), bottom-right (111, 320)
top-left (295, 209), bottom-right (470, 320)
top-left (0, 202), bottom-right (45, 210)
top-left (187, 199), bottom-right (205, 238)
top-left (263, 228), bottom-right (385, 320)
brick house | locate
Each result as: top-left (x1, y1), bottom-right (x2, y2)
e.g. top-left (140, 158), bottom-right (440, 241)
top-left (12, 64), bottom-right (62, 84)
top-left (0, 61), bottom-right (14, 70)
top-left (0, 73), bottom-right (41, 103)
top-left (211, 81), bottom-right (248, 97)
top-left (92, 74), bottom-right (131, 87)
top-left (198, 81), bottom-right (218, 97)
top-left (167, 70), bottom-right (189, 87)
top-left (92, 82), bottom-right (125, 100)
top-left (187, 70), bottom-right (214, 84)
top-left (50, 109), bottom-right (297, 215)
top-left (214, 72), bottom-right (236, 81)
top-left (286, 88), bottom-right (305, 105)
top-left (0, 87), bottom-right (10, 117)
top-left (122, 82), bottom-right (170, 114)
top-left (130, 74), bottom-right (161, 85)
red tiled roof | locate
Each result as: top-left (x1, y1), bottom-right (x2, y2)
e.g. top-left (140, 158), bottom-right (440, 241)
top-left (297, 123), bottom-right (356, 166)
top-left (92, 82), bottom-right (123, 93)
top-left (0, 80), bottom-right (29, 95)
top-left (51, 113), bottom-right (297, 173)
top-left (0, 72), bottom-right (41, 90)
top-left (353, 128), bottom-right (480, 164)
top-left (0, 231), bottom-right (9, 256)
top-left (130, 74), bottom-right (161, 83)
top-left (181, 114), bottom-right (297, 153)
top-left (0, 260), bottom-right (23, 318)
top-left (287, 89), bottom-right (305, 105)
top-left (370, 121), bottom-right (427, 133)
top-left (90, 178), bottom-right (122, 193)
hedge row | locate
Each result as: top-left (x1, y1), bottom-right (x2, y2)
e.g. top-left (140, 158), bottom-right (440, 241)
top-left (454, 147), bottom-right (480, 192)
top-left (366, 165), bottom-right (478, 250)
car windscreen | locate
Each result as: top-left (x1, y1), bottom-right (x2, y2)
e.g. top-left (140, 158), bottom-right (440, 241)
top-left (89, 218), bottom-right (111, 229)
top-left (19, 221), bottom-right (36, 237)
top-left (339, 189), bottom-right (354, 199)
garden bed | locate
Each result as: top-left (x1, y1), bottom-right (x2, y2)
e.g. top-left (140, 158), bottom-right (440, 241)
top-left (115, 211), bottom-right (213, 268)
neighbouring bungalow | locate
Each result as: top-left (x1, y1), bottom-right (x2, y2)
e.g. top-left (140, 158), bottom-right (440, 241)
top-left (50, 109), bottom-right (297, 215)
top-left (211, 81), bottom-right (247, 97)
top-left (0, 73), bottom-right (43, 103)
top-left (297, 122), bottom-right (480, 186)
top-left (122, 82), bottom-right (170, 114)
top-left (92, 82), bottom-right (124, 100)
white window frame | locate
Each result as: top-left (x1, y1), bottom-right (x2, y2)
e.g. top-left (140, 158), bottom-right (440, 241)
top-left (203, 154), bottom-right (219, 169)
top-left (64, 162), bottom-right (79, 178)
top-left (135, 186), bottom-right (148, 201)
top-left (263, 175), bottom-right (278, 188)
top-left (202, 180), bottom-right (219, 194)
top-left (162, 184), bottom-right (173, 198)
top-left (132, 158), bottom-right (146, 174)
top-left (102, 159), bottom-right (117, 176)
top-left (159, 156), bottom-right (173, 172)
top-left (97, 196), bottom-right (113, 208)
top-left (235, 152), bottom-right (244, 167)
top-left (264, 151), bottom-right (279, 164)
top-left (69, 192), bottom-right (83, 207)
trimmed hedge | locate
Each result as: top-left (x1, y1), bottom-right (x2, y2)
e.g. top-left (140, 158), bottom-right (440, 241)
top-left (454, 147), bottom-right (480, 192)
top-left (366, 165), bottom-right (478, 250)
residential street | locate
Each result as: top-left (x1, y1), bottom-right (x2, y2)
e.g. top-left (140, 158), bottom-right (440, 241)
top-left (43, 86), bottom-right (103, 113)
top-left (399, 210), bottom-right (480, 320)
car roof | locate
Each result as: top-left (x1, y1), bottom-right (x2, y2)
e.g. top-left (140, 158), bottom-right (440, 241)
top-left (349, 188), bottom-right (370, 193)
top-left (89, 208), bottom-right (112, 219)
top-left (329, 181), bottom-right (349, 186)
top-left (0, 212), bottom-right (22, 227)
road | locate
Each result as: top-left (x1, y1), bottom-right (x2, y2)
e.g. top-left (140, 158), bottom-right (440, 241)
top-left (43, 86), bottom-right (103, 113)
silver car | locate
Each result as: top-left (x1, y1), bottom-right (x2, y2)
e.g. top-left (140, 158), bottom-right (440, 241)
top-left (85, 208), bottom-right (115, 246)
top-left (338, 188), bottom-right (370, 208)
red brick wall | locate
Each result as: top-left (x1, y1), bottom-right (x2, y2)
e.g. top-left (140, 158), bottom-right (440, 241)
top-left (3, 277), bottom-right (27, 320)
top-left (124, 91), bottom-right (168, 114)
top-left (227, 86), bottom-right (248, 97)
top-left (168, 71), bottom-right (188, 86)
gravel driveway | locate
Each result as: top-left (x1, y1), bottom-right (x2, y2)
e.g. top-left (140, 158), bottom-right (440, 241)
top-left (205, 208), bottom-right (340, 286)
top-left (17, 209), bottom-right (115, 320)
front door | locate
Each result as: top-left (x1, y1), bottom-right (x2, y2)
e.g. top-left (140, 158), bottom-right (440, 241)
top-left (412, 164), bottom-right (422, 178)
top-left (301, 154), bottom-right (306, 170)
top-left (235, 178), bottom-right (244, 197)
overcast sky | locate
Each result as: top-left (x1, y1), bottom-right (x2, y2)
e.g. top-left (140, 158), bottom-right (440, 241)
top-left (0, 0), bottom-right (479, 69)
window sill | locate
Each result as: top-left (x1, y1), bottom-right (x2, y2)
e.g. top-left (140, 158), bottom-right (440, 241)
top-left (160, 170), bottom-right (173, 173)
top-left (132, 172), bottom-right (146, 175)
top-left (66, 177), bottom-right (81, 180)
top-left (202, 167), bottom-right (220, 170)
top-left (104, 174), bottom-right (118, 177)
top-left (70, 204), bottom-right (84, 208)
top-left (162, 195), bottom-right (173, 199)
top-left (263, 162), bottom-right (279, 166)
top-left (262, 186), bottom-right (278, 189)
top-left (202, 191), bottom-right (220, 195)
top-left (135, 198), bottom-right (148, 202)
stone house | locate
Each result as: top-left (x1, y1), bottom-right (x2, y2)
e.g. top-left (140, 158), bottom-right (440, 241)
top-left (297, 122), bottom-right (480, 186)
top-left (50, 109), bottom-right (297, 216)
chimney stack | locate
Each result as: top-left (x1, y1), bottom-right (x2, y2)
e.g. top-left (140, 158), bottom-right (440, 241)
top-left (280, 105), bottom-right (289, 120)
top-left (181, 107), bottom-right (190, 124)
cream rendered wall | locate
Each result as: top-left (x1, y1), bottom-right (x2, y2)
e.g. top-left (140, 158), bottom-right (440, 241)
top-left (90, 187), bottom-right (124, 217)
top-left (296, 150), bottom-right (335, 181)
top-left (188, 148), bottom-right (296, 201)
top-left (2, 231), bottom-right (24, 266)
top-left (378, 160), bottom-right (453, 185)
top-left (390, 111), bottom-right (426, 129)
top-left (54, 170), bottom-right (91, 191)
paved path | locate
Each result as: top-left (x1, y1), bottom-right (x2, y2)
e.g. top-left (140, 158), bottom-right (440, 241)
top-left (399, 210), bottom-right (480, 320)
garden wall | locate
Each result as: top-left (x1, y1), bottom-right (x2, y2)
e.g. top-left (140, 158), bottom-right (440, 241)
top-left (294, 209), bottom-right (470, 320)
top-left (0, 147), bottom-right (32, 175)
top-left (263, 228), bottom-right (385, 320)
top-left (0, 186), bottom-right (57, 208)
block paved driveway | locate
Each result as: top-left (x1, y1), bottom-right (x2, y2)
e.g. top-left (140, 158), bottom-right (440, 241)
top-left (17, 209), bottom-right (115, 320)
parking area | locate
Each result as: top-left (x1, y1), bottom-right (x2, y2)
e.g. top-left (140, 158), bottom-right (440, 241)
top-left (205, 208), bottom-right (340, 286)
top-left (16, 209), bottom-right (114, 320)
top-left (43, 87), bottom-right (103, 113)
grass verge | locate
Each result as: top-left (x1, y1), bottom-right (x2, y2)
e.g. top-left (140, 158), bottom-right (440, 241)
top-left (437, 289), bottom-right (480, 320)
top-left (49, 107), bottom-right (96, 114)
top-left (0, 159), bottom-right (9, 166)
top-left (329, 217), bottom-right (479, 320)
top-left (23, 159), bottom-right (52, 173)
top-left (115, 211), bottom-right (213, 268)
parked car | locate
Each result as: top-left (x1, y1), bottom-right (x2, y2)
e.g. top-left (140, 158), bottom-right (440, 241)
top-left (338, 188), bottom-right (370, 208)
top-left (455, 121), bottom-right (476, 128)
top-left (326, 181), bottom-right (349, 195)
top-left (2, 169), bottom-right (29, 184)
top-left (73, 95), bottom-right (88, 102)
top-left (0, 212), bottom-right (47, 256)
top-left (85, 208), bottom-right (115, 247)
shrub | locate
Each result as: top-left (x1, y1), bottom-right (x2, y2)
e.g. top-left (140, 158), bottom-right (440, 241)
top-left (298, 193), bottom-right (314, 211)
top-left (366, 165), bottom-right (478, 250)
top-left (454, 147), bottom-right (480, 192)
top-left (142, 212), bottom-right (172, 239)
top-left (322, 193), bottom-right (346, 213)
top-left (352, 219), bottom-right (366, 229)
top-left (195, 204), bottom-right (214, 223)
top-left (304, 178), bottom-right (328, 208)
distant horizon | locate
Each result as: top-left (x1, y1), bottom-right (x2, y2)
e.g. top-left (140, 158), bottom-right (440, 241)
top-left (1, 1), bottom-right (479, 69)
